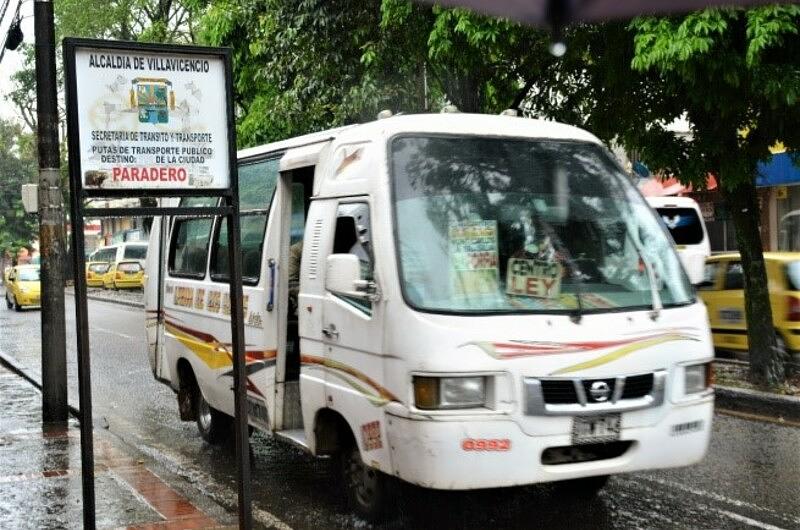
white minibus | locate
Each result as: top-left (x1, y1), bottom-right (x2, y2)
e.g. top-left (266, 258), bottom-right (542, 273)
top-left (145, 113), bottom-right (713, 520)
top-left (646, 196), bottom-right (710, 285)
top-left (91, 242), bottom-right (149, 267)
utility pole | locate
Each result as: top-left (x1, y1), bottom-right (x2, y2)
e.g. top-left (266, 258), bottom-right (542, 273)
top-left (35, 0), bottom-right (68, 424)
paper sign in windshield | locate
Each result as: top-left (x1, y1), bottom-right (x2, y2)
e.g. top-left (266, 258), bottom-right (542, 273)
top-left (449, 221), bottom-right (499, 295)
top-left (506, 258), bottom-right (562, 299)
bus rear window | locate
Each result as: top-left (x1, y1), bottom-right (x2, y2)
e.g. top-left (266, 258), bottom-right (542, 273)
top-left (656, 207), bottom-right (704, 245)
top-left (123, 246), bottom-right (147, 260)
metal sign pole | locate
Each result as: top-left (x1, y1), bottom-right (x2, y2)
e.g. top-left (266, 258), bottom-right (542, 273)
top-left (63, 40), bottom-right (97, 529)
top-left (222, 45), bottom-right (252, 529)
top-left (68, 185), bottom-right (97, 530)
top-left (226, 197), bottom-right (253, 529)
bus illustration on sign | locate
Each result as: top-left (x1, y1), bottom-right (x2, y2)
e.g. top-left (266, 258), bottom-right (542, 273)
top-left (130, 78), bottom-right (175, 124)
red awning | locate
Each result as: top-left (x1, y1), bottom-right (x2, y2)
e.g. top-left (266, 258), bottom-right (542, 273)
top-left (638, 173), bottom-right (717, 196)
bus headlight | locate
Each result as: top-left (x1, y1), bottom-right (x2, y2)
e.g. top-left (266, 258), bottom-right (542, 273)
top-left (414, 376), bottom-right (486, 409)
top-left (684, 363), bottom-right (713, 395)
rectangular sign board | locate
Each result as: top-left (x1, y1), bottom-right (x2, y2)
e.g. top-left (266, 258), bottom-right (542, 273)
top-left (66, 41), bottom-right (231, 191)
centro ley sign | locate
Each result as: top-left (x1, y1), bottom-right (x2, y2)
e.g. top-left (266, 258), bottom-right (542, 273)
top-left (71, 45), bottom-right (230, 190)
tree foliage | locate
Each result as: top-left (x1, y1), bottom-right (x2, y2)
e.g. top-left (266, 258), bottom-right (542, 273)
top-left (628, 6), bottom-right (800, 185)
top-left (7, 0), bottom-right (203, 133)
top-left (627, 7), bottom-right (800, 386)
top-left (0, 120), bottom-right (38, 258)
top-left (197, 0), bottom-right (552, 147)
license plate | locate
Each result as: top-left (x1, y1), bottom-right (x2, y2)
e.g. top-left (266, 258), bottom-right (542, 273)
top-left (572, 414), bottom-right (621, 444)
top-left (719, 308), bottom-right (743, 323)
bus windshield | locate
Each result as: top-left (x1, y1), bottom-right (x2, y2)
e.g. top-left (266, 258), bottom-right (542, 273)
top-left (390, 135), bottom-right (693, 314)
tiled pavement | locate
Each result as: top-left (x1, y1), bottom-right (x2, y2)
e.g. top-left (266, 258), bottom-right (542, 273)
top-left (0, 364), bottom-right (233, 530)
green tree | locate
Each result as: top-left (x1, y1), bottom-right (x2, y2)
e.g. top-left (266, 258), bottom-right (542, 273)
top-left (199, 0), bottom-right (392, 146)
top-left (628, 7), bottom-right (800, 386)
top-left (7, 0), bottom-right (202, 133)
top-left (55, 0), bottom-right (201, 43)
top-left (196, 0), bottom-right (551, 147)
top-left (0, 120), bottom-right (38, 259)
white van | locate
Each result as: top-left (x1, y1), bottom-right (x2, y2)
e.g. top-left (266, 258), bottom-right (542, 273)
top-left (646, 196), bottom-right (710, 285)
top-left (145, 113), bottom-right (713, 519)
top-left (90, 242), bottom-right (149, 267)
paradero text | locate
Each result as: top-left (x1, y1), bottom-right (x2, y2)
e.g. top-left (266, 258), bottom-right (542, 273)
top-left (112, 167), bottom-right (188, 182)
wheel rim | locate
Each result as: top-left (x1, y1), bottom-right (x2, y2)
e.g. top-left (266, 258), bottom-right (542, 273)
top-left (345, 448), bottom-right (379, 509)
top-left (197, 394), bottom-right (212, 432)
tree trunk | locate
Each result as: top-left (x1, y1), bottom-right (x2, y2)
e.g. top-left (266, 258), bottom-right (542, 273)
top-left (722, 181), bottom-right (785, 386)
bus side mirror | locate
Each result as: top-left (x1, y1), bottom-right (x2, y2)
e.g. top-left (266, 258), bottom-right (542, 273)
top-left (326, 254), bottom-right (379, 301)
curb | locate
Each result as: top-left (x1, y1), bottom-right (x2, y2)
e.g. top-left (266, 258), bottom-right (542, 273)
top-left (714, 385), bottom-right (800, 423)
top-left (65, 288), bottom-right (144, 309)
top-left (0, 348), bottom-right (82, 418)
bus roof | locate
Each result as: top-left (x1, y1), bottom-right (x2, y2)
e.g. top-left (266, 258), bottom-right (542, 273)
top-left (236, 113), bottom-right (603, 162)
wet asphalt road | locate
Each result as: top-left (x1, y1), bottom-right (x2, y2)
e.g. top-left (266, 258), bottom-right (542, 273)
top-left (1, 292), bottom-right (799, 529)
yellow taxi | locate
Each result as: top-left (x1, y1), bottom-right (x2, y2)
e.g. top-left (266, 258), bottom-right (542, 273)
top-left (102, 262), bottom-right (118, 289)
top-left (86, 261), bottom-right (110, 288)
top-left (4, 265), bottom-right (41, 310)
top-left (113, 260), bottom-right (145, 289)
top-left (698, 252), bottom-right (800, 357)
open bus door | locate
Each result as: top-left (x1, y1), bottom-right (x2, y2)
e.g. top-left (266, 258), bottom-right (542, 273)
top-left (145, 214), bottom-right (169, 381)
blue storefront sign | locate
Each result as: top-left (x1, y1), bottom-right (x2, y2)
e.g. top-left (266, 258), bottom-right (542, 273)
top-left (756, 152), bottom-right (800, 187)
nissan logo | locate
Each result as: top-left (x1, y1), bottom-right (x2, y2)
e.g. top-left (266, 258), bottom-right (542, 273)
top-left (589, 381), bottom-right (611, 402)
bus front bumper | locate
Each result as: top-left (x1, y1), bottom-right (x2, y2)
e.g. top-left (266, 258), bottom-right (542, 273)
top-left (384, 398), bottom-right (713, 490)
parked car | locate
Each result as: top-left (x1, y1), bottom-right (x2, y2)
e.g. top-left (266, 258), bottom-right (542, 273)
top-left (102, 263), bottom-right (118, 289)
top-left (85, 261), bottom-right (110, 288)
top-left (5, 265), bottom-right (41, 310)
top-left (92, 242), bottom-right (148, 288)
top-left (698, 252), bottom-right (800, 362)
top-left (112, 260), bottom-right (144, 289)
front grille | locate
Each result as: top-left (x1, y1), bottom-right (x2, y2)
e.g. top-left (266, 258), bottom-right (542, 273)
top-left (541, 380), bottom-right (578, 404)
top-left (525, 370), bottom-right (665, 415)
top-left (620, 373), bottom-right (654, 399)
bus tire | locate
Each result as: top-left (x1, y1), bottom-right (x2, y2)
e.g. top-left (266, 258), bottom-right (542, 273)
top-left (553, 475), bottom-right (609, 499)
top-left (195, 387), bottom-right (231, 444)
top-left (341, 440), bottom-right (391, 522)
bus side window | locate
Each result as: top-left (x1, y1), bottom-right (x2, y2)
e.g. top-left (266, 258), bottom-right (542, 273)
top-left (209, 157), bottom-right (279, 285)
top-left (169, 217), bottom-right (213, 279)
top-left (331, 202), bottom-right (373, 313)
top-left (210, 214), bottom-right (267, 285)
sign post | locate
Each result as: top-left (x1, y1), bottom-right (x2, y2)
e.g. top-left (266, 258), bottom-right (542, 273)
top-left (63, 38), bottom-right (252, 529)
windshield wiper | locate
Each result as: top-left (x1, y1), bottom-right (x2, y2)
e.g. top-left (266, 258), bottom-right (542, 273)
top-left (626, 232), bottom-right (662, 320)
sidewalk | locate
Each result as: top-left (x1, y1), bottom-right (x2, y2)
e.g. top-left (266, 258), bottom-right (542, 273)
top-left (65, 286), bottom-right (144, 308)
top-left (0, 364), bottom-right (235, 530)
